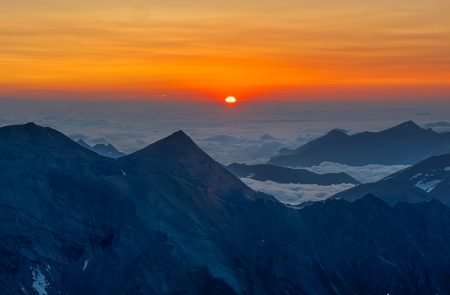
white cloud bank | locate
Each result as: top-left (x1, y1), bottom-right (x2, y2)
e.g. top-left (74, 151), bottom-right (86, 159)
top-left (303, 162), bottom-right (410, 183)
top-left (241, 178), bottom-right (355, 205)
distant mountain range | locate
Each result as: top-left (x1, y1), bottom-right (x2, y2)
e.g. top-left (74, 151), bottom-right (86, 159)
top-left (3, 122), bottom-right (450, 294)
top-left (227, 163), bottom-right (359, 185)
top-left (76, 138), bottom-right (126, 158)
top-left (332, 153), bottom-right (450, 205)
top-left (269, 121), bottom-right (450, 166)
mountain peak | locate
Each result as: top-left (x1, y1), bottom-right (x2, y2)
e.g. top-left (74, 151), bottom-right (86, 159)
top-left (400, 120), bottom-right (419, 127)
top-left (162, 130), bottom-right (193, 143)
top-left (119, 130), bottom-right (261, 200)
top-left (326, 128), bottom-right (349, 137)
top-left (352, 194), bottom-right (390, 210)
top-left (389, 120), bottom-right (422, 132)
top-left (0, 123), bottom-right (115, 166)
top-left (0, 122), bottom-right (62, 142)
top-left (24, 121), bottom-right (38, 127)
top-left (121, 130), bottom-right (209, 169)
top-left (133, 130), bottom-right (200, 157)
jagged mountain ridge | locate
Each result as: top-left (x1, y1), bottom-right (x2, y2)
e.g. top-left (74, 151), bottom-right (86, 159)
top-left (2, 123), bottom-right (450, 294)
top-left (269, 121), bottom-right (450, 166)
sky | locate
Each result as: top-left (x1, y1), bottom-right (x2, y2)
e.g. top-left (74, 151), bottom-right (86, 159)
top-left (1, 0), bottom-right (450, 101)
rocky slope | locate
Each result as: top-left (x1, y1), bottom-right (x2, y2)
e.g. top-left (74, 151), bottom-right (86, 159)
top-left (2, 123), bottom-right (450, 294)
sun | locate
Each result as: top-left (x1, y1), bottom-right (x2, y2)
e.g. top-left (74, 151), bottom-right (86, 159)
top-left (225, 96), bottom-right (237, 104)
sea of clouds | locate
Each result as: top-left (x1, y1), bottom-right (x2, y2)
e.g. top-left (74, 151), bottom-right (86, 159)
top-left (241, 178), bottom-right (356, 205)
top-left (303, 162), bottom-right (410, 184)
top-left (1, 99), bottom-right (448, 203)
top-left (239, 162), bottom-right (410, 204)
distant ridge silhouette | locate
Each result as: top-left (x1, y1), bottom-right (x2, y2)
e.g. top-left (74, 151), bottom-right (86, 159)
top-left (269, 120), bottom-right (450, 166)
top-left (76, 138), bottom-right (126, 158)
top-left (227, 162), bottom-right (359, 185)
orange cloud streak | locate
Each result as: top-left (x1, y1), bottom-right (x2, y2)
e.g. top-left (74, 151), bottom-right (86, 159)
top-left (1, 0), bottom-right (449, 101)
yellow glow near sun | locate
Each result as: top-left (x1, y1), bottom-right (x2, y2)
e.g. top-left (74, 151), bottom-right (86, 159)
top-left (225, 96), bottom-right (237, 104)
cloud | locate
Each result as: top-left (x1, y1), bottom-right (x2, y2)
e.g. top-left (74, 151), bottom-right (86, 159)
top-left (259, 133), bottom-right (278, 141)
top-left (303, 162), bottom-right (409, 183)
top-left (424, 121), bottom-right (450, 131)
top-left (198, 134), bottom-right (286, 164)
top-left (241, 178), bottom-right (355, 205)
top-left (203, 134), bottom-right (241, 144)
top-left (1, 99), bottom-right (449, 166)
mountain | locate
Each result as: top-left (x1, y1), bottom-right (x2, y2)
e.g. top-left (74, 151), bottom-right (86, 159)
top-left (299, 195), bottom-right (450, 294)
top-left (0, 123), bottom-right (299, 294)
top-left (3, 123), bottom-right (450, 294)
top-left (332, 153), bottom-right (450, 205)
top-left (76, 138), bottom-right (126, 158)
top-left (269, 120), bottom-right (450, 166)
top-left (227, 163), bottom-right (359, 185)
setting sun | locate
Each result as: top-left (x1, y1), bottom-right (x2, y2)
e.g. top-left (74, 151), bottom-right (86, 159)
top-left (225, 96), bottom-right (237, 104)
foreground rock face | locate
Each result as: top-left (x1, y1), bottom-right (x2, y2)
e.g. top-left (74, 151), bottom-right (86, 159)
top-left (269, 121), bottom-right (450, 166)
top-left (2, 123), bottom-right (450, 294)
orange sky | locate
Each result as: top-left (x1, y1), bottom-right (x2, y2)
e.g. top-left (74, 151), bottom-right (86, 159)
top-left (1, 0), bottom-right (449, 101)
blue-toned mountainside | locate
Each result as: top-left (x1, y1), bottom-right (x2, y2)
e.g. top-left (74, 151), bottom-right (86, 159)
top-left (77, 138), bottom-right (126, 158)
top-left (269, 121), bottom-right (450, 166)
top-left (227, 163), bottom-right (359, 185)
top-left (2, 123), bottom-right (450, 294)
top-left (332, 153), bottom-right (450, 205)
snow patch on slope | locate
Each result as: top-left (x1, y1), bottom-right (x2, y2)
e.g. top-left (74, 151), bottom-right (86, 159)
top-left (415, 179), bottom-right (442, 193)
top-left (410, 173), bottom-right (422, 180)
top-left (31, 267), bottom-right (49, 295)
top-left (82, 259), bottom-right (90, 271)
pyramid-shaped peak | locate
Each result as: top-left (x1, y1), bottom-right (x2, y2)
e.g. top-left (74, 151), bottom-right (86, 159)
top-left (126, 130), bottom-right (201, 160)
top-left (163, 130), bottom-right (193, 143)
top-left (383, 120), bottom-right (424, 134)
top-left (119, 130), bottom-right (259, 200)
top-left (393, 120), bottom-right (421, 129)
top-left (143, 130), bottom-right (199, 152)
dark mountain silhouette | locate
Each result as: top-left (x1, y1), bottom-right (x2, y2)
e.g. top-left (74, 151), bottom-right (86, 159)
top-left (76, 138), bottom-right (126, 158)
top-left (332, 153), bottom-right (450, 205)
top-left (3, 123), bottom-right (450, 294)
top-left (227, 163), bottom-right (359, 185)
top-left (269, 121), bottom-right (450, 166)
